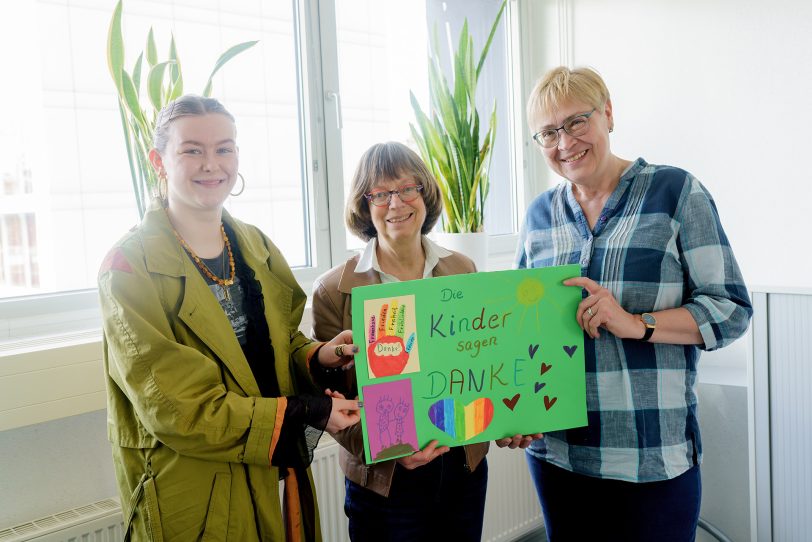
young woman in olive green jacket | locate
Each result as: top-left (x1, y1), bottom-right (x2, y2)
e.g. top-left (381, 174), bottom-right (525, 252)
top-left (99, 95), bottom-right (360, 541)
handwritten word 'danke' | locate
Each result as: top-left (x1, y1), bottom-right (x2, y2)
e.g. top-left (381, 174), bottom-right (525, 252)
top-left (374, 340), bottom-right (403, 356)
top-left (422, 358), bottom-right (528, 399)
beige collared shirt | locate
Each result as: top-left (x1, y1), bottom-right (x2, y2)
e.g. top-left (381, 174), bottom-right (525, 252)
top-left (355, 235), bottom-right (452, 283)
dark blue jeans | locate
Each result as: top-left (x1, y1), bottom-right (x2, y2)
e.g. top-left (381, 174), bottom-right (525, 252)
top-left (526, 453), bottom-right (701, 542)
top-left (344, 448), bottom-right (488, 542)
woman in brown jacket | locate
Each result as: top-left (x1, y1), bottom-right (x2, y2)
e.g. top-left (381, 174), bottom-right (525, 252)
top-left (310, 142), bottom-right (489, 541)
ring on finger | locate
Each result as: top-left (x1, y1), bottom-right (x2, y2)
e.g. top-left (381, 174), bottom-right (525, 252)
top-left (334, 344), bottom-right (345, 357)
top-left (586, 307), bottom-right (594, 317)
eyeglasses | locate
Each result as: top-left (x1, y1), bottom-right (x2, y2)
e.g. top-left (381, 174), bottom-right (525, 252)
top-left (364, 184), bottom-right (424, 207)
top-left (532, 108), bottom-right (596, 148)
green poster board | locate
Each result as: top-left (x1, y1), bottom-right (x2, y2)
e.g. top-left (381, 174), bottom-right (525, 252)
top-left (351, 264), bottom-right (587, 464)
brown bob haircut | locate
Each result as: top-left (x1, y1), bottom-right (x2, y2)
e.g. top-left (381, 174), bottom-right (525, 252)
top-left (345, 142), bottom-right (443, 241)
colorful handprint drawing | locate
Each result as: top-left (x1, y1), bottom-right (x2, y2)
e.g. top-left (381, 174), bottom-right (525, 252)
top-left (364, 295), bottom-right (419, 378)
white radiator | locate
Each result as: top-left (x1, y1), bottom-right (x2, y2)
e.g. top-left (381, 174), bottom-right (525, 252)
top-left (0, 499), bottom-right (123, 542)
top-left (750, 290), bottom-right (812, 542)
top-left (311, 436), bottom-right (351, 542)
top-left (0, 438), bottom-right (542, 542)
top-left (481, 446), bottom-right (544, 542)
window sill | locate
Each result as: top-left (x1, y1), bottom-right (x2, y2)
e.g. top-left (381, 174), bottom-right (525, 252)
top-left (0, 335), bottom-right (104, 431)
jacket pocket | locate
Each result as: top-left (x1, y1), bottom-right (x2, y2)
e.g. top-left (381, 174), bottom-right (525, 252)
top-left (201, 471), bottom-right (232, 541)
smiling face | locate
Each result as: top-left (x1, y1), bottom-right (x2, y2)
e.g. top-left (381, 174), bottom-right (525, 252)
top-left (150, 113), bottom-right (238, 216)
top-left (531, 99), bottom-right (614, 188)
top-left (369, 175), bottom-right (427, 247)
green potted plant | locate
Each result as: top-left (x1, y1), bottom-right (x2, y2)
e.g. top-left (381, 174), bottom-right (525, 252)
top-left (107, 0), bottom-right (257, 219)
top-left (409, 0), bottom-right (506, 270)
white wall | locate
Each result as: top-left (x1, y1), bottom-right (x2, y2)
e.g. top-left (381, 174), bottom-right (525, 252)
top-left (0, 410), bottom-right (118, 527)
top-left (517, 2), bottom-right (812, 540)
top-left (522, 0), bottom-right (812, 291)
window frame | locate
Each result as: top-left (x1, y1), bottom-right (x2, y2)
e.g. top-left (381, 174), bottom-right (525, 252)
top-left (1, 0), bottom-right (527, 349)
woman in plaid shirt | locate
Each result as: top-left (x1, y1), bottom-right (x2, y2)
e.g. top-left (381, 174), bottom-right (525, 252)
top-left (517, 66), bottom-right (752, 541)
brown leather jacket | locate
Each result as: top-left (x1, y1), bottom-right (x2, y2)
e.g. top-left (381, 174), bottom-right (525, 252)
top-left (310, 251), bottom-right (489, 497)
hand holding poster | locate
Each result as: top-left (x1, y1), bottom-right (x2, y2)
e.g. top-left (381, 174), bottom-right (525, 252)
top-left (351, 264), bottom-right (587, 463)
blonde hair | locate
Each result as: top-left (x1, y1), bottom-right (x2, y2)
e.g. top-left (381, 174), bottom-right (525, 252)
top-left (527, 66), bottom-right (610, 125)
top-left (345, 142), bottom-right (443, 241)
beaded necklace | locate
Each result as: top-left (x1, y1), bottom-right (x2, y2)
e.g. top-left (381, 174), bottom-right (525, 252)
top-left (172, 223), bottom-right (236, 301)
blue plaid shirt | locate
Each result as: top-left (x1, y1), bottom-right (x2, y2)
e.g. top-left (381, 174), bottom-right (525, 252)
top-left (516, 158), bottom-right (752, 482)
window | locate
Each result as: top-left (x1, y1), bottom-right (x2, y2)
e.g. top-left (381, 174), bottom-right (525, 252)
top-left (331, 0), bottom-right (429, 250)
top-left (0, 0), bottom-right (521, 345)
top-left (328, 0), bottom-right (516, 252)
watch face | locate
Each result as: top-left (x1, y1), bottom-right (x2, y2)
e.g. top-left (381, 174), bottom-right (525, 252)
top-left (642, 313), bottom-right (656, 326)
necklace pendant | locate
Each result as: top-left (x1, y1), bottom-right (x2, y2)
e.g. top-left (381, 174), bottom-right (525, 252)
top-left (222, 284), bottom-right (231, 302)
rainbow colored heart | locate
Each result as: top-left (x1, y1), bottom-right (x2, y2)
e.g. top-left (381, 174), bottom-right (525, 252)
top-left (428, 397), bottom-right (494, 442)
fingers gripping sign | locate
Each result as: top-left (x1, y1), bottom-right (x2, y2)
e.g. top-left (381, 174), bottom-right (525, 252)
top-left (563, 277), bottom-right (641, 339)
top-left (326, 396), bottom-right (361, 434)
top-left (396, 439), bottom-right (450, 470)
top-left (320, 329), bottom-right (359, 370)
top-left (495, 433), bottom-right (544, 450)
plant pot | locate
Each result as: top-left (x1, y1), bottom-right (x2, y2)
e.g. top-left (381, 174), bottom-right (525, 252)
top-left (431, 231), bottom-right (489, 272)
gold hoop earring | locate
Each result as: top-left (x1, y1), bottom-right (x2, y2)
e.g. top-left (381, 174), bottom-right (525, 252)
top-left (157, 171), bottom-right (168, 202)
top-left (231, 173), bottom-right (246, 197)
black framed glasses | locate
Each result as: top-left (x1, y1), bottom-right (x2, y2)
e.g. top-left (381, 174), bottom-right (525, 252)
top-left (532, 108), bottom-right (596, 148)
top-left (364, 184), bottom-right (424, 207)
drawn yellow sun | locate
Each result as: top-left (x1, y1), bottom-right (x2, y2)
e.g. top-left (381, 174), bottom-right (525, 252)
top-left (517, 278), bottom-right (545, 305)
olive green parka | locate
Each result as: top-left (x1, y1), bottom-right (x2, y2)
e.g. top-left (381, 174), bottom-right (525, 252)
top-left (99, 204), bottom-right (322, 541)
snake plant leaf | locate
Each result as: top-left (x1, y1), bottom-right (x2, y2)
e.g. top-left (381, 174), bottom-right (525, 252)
top-left (132, 52), bottom-right (143, 96)
top-left (147, 61), bottom-right (175, 111)
top-left (428, 60), bottom-right (458, 142)
top-left (476, 0), bottom-right (507, 78)
top-left (146, 28), bottom-right (157, 67)
top-left (121, 71), bottom-right (144, 126)
top-left (453, 21), bottom-right (469, 108)
top-left (410, 92), bottom-right (446, 159)
top-left (202, 40), bottom-right (258, 97)
top-left (463, 37), bottom-right (477, 104)
top-left (106, 0), bottom-right (125, 92)
top-left (168, 35), bottom-right (182, 94)
top-left (167, 75), bottom-right (184, 103)
top-left (116, 101), bottom-right (144, 217)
